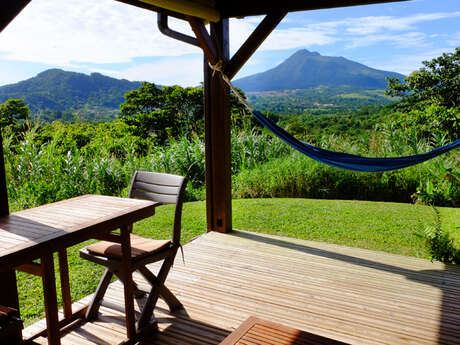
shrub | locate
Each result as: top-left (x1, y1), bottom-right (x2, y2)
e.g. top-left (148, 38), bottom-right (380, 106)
top-left (424, 207), bottom-right (460, 264)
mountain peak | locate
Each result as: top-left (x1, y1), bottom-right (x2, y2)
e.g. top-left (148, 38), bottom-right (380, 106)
top-left (285, 50), bottom-right (321, 64)
top-left (36, 68), bottom-right (66, 77)
top-left (234, 49), bottom-right (404, 92)
top-left (292, 49), bottom-right (321, 57)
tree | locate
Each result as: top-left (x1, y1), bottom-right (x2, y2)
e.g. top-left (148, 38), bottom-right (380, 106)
top-left (386, 48), bottom-right (460, 109)
top-left (120, 82), bottom-right (252, 143)
top-left (120, 83), bottom-right (180, 144)
top-left (385, 49), bottom-right (460, 140)
top-left (161, 85), bottom-right (204, 136)
top-left (0, 98), bottom-right (30, 128)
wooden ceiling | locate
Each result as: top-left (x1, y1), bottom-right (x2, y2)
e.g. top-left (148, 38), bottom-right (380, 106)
top-left (217, 0), bottom-right (407, 18)
top-left (117, 0), bottom-right (407, 22)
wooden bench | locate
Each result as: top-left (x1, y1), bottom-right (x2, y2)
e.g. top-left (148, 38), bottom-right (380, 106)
top-left (220, 316), bottom-right (348, 345)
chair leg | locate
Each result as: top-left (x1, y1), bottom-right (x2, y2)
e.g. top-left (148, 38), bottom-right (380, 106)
top-left (138, 266), bottom-right (183, 311)
top-left (137, 256), bottom-right (175, 329)
top-left (112, 270), bottom-right (146, 299)
top-left (86, 268), bottom-right (113, 321)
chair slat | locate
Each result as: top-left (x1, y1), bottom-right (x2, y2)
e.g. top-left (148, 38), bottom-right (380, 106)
top-left (133, 181), bottom-right (179, 196)
top-left (135, 171), bottom-right (184, 187)
top-left (132, 189), bottom-right (178, 204)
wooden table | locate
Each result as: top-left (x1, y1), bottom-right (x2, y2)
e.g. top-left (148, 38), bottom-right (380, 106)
top-left (0, 194), bottom-right (159, 345)
top-left (220, 316), bottom-right (349, 345)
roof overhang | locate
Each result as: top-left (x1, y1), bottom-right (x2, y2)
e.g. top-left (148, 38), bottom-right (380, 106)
top-left (116, 0), bottom-right (408, 22)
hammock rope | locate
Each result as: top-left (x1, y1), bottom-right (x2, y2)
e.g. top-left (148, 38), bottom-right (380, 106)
top-left (208, 61), bottom-right (460, 172)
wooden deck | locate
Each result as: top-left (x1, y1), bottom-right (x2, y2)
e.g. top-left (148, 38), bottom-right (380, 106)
top-left (24, 230), bottom-right (460, 345)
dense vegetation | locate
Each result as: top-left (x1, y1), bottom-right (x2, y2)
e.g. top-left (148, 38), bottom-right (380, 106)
top-left (247, 87), bottom-right (396, 114)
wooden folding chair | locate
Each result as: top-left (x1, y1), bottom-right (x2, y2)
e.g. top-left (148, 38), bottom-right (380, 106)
top-left (79, 171), bottom-right (187, 329)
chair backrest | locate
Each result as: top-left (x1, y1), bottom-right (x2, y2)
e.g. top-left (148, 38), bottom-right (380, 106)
top-left (128, 171), bottom-right (187, 245)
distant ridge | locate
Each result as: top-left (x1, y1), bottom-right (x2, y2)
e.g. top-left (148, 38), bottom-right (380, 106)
top-left (233, 49), bottom-right (405, 92)
top-left (0, 69), bottom-right (141, 116)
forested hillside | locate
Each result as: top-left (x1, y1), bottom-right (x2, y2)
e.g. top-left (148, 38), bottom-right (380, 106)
top-left (0, 69), bottom-right (141, 121)
top-left (247, 86), bottom-right (396, 114)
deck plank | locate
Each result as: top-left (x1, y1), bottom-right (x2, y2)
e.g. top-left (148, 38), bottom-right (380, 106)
top-left (24, 230), bottom-right (460, 345)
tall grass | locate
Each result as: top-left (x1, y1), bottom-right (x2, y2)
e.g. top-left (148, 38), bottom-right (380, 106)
top-left (3, 126), bottom-right (290, 210)
top-left (234, 126), bottom-right (459, 206)
top-left (4, 122), bottom-right (458, 212)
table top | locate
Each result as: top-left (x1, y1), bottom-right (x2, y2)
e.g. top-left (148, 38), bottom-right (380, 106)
top-left (220, 316), bottom-right (348, 345)
top-left (0, 195), bottom-right (158, 270)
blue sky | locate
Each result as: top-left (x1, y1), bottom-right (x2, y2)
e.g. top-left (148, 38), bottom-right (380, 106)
top-left (0, 0), bottom-right (458, 87)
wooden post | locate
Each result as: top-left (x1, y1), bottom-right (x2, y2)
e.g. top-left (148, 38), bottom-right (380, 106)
top-left (190, 15), bottom-right (283, 233)
top-left (0, 130), bottom-right (19, 325)
top-left (0, 130), bottom-right (8, 216)
top-left (203, 19), bottom-right (232, 233)
top-left (0, 0), bottom-right (21, 317)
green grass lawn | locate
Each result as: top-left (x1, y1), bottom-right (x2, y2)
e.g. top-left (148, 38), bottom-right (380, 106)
top-left (17, 198), bottom-right (459, 326)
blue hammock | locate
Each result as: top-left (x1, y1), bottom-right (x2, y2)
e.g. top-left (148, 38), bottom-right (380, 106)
top-left (252, 110), bottom-right (460, 172)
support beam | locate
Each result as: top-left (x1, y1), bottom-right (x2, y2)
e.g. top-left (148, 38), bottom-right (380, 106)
top-left (0, 0), bottom-right (31, 33)
top-left (203, 20), bottom-right (232, 233)
top-left (188, 17), bottom-right (218, 65)
top-left (225, 12), bottom-right (286, 80)
top-left (0, 102), bottom-right (18, 340)
top-left (0, 130), bottom-right (8, 216)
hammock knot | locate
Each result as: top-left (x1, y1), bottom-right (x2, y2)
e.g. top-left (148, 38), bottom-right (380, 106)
top-left (208, 60), bottom-right (254, 113)
top-left (208, 60), bottom-right (224, 77)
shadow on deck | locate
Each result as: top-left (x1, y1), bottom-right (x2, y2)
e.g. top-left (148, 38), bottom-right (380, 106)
top-left (25, 230), bottom-right (460, 344)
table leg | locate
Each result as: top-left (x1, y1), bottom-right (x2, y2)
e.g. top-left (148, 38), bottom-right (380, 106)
top-left (120, 225), bottom-right (136, 339)
top-left (41, 253), bottom-right (60, 345)
top-left (0, 269), bottom-right (20, 310)
top-left (0, 269), bottom-right (22, 344)
top-left (58, 249), bottom-right (72, 319)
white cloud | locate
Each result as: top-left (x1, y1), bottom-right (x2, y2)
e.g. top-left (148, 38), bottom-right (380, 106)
top-left (340, 12), bottom-right (460, 35)
top-left (345, 32), bottom-right (428, 49)
top-left (294, 12), bottom-right (460, 50)
top-left (231, 11), bottom-right (460, 53)
top-left (447, 32), bottom-right (460, 46)
top-left (301, 12), bottom-right (460, 36)
top-left (261, 28), bottom-right (337, 50)
top-left (93, 55), bottom-right (203, 86)
top-left (0, 0), bottom-right (201, 65)
top-left (230, 18), bottom-right (337, 53)
top-left (373, 48), bottom-right (455, 75)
